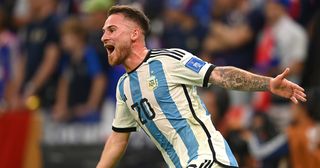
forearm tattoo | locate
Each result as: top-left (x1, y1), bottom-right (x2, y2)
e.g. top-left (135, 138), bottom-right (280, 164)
top-left (210, 66), bottom-right (271, 91)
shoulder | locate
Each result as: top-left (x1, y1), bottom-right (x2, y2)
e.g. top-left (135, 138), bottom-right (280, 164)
top-left (117, 74), bottom-right (128, 87)
top-left (149, 48), bottom-right (194, 62)
top-left (281, 16), bottom-right (306, 36)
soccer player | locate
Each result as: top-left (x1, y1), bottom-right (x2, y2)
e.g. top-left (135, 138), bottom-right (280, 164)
top-left (97, 5), bottom-right (306, 168)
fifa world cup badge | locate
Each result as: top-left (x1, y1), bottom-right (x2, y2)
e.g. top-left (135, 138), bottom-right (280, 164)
top-left (147, 75), bottom-right (158, 91)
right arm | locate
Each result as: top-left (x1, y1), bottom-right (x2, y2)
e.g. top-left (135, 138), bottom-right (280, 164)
top-left (97, 75), bottom-right (136, 167)
top-left (97, 131), bottom-right (130, 168)
top-left (23, 43), bottom-right (60, 97)
top-left (52, 75), bottom-right (69, 121)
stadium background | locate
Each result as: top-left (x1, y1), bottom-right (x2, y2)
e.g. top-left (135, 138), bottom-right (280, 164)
top-left (0, 0), bottom-right (320, 167)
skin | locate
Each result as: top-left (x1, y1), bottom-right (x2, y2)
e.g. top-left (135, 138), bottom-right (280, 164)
top-left (98, 12), bottom-right (307, 168)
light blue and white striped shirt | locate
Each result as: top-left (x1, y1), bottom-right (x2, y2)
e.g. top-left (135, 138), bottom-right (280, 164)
top-left (112, 48), bottom-right (238, 168)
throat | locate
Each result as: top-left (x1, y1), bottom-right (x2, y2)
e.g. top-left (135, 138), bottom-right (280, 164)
top-left (125, 49), bottom-right (150, 73)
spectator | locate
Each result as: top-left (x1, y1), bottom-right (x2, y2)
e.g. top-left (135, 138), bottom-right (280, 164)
top-left (161, 2), bottom-right (207, 55)
top-left (17, 0), bottom-right (61, 109)
top-left (255, 0), bottom-right (307, 83)
top-left (245, 87), bottom-right (320, 168)
top-left (203, 0), bottom-right (264, 70)
top-left (253, 0), bottom-right (308, 133)
top-left (0, 5), bottom-right (21, 110)
top-left (247, 112), bottom-right (280, 168)
top-left (53, 17), bottom-right (106, 123)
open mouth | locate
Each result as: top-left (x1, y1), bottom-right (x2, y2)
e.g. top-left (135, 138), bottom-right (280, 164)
top-left (105, 45), bottom-right (115, 55)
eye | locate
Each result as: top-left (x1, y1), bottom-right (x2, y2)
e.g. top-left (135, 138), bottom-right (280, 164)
top-left (109, 28), bottom-right (116, 33)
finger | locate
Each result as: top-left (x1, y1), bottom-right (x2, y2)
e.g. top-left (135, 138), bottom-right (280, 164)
top-left (278, 68), bottom-right (290, 79)
top-left (292, 83), bottom-right (305, 92)
top-left (290, 96), bottom-right (298, 104)
top-left (294, 92), bottom-right (307, 102)
top-left (294, 90), bottom-right (306, 98)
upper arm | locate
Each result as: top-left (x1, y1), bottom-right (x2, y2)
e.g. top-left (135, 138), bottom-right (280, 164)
top-left (112, 77), bottom-right (138, 132)
top-left (42, 43), bottom-right (60, 70)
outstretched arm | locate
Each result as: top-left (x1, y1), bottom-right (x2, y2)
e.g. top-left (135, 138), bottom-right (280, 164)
top-left (97, 131), bottom-right (130, 168)
top-left (209, 66), bottom-right (306, 104)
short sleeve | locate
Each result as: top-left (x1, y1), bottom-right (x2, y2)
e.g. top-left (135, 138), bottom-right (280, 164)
top-left (112, 77), bottom-right (138, 132)
top-left (166, 49), bottom-right (215, 87)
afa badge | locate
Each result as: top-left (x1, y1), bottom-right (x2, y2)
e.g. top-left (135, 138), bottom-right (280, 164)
top-left (147, 75), bottom-right (158, 90)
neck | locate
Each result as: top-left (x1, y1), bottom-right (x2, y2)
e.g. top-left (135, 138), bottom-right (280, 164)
top-left (123, 43), bottom-right (148, 72)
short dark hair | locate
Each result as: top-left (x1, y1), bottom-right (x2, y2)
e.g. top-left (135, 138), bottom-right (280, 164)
top-left (108, 5), bottom-right (150, 36)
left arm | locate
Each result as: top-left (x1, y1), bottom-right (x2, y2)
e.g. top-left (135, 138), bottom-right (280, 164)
top-left (209, 66), bottom-right (306, 103)
top-left (87, 74), bottom-right (106, 110)
top-left (210, 66), bottom-right (271, 91)
top-left (73, 74), bottom-right (106, 116)
top-left (23, 44), bottom-right (60, 98)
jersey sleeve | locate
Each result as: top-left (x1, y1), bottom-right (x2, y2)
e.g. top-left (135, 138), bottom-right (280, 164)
top-left (166, 49), bottom-right (216, 87)
top-left (112, 77), bottom-right (138, 132)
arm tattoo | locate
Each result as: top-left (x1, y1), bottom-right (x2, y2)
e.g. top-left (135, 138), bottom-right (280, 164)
top-left (210, 66), bottom-right (271, 91)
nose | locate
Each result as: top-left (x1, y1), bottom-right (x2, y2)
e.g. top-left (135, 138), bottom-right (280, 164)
top-left (101, 33), bottom-right (106, 43)
top-left (101, 31), bottom-right (109, 44)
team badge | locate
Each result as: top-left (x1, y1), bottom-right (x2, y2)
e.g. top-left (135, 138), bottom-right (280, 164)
top-left (147, 75), bottom-right (158, 90)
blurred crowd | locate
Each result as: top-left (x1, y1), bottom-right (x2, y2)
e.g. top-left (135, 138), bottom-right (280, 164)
top-left (0, 0), bottom-right (320, 167)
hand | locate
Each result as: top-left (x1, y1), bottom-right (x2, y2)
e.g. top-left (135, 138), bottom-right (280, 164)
top-left (72, 104), bottom-right (95, 117)
top-left (23, 82), bottom-right (37, 99)
top-left (52, 104), bottom-right (69, 122)
top-left (270, 68), bottom-right (306, 104)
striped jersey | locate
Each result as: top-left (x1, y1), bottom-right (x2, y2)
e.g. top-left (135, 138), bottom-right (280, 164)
top-left (112, 48), bottom-right (238, 168)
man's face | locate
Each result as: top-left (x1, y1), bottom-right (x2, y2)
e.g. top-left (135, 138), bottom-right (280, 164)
top-left (265, 1), bottom-right (283, 21)
top-left (101, 14), bottom-right (134, 66)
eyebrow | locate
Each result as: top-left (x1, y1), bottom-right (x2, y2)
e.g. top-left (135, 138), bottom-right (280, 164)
top-left (102, 25), bottom-right (117, 32)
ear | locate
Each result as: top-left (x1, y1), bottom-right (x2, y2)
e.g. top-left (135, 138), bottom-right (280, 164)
top-left (131, 28), bottom-right (139, 41)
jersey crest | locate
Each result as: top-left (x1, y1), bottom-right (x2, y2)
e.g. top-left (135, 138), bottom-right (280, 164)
top-left (147, 75), bottom-right (158, 90)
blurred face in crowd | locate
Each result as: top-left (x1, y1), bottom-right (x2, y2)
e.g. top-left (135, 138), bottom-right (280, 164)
top-left (101, 14), bottom-right (136, 66)
top-left (265, 1), bottom-right (285, 23)
top-left (29, 0), bottom-right (48, 11)
top-left (61, 32), bottom-right (79, 53)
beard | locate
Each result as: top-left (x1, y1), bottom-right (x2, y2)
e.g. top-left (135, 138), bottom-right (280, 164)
top-left (108, 41), bottom-right (131, 66)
